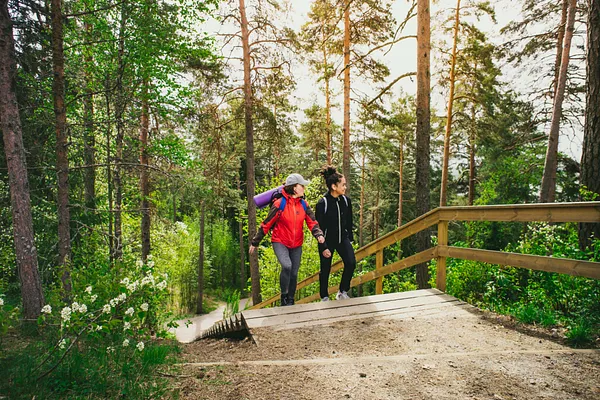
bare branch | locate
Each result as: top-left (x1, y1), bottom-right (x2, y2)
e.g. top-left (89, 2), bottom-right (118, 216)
top-left (367, 72), bottom-right (417, 106)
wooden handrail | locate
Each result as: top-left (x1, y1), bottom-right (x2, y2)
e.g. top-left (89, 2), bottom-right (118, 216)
top-left (250, 202), bottom-right (600, 309)
top-left (296, 248), bottom-right (438, 304)
top-left (437, 245), bottom-right (600, 280)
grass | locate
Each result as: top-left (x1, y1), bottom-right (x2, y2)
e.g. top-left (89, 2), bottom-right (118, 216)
top-left (0, 330), bottom-right (180, 399)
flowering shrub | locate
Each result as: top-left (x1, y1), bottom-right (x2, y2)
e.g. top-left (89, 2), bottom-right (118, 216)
top-left (35, 255), bottom-right (174, 379)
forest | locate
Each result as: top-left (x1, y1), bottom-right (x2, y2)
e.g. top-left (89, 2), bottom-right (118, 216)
top-left (1, 0), bottom-right (599, 397)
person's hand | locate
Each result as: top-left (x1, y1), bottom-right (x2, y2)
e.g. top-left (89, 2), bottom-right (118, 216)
top-left (322, 249), bottom-right (331, 258)
top-left (249, 245), bottom-right (256, 254)
top-left (317, 235), bottom-right (325, 244)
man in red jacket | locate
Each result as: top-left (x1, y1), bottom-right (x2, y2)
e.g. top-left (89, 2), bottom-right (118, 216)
top-left (250, 173), bottom-right (325, 306)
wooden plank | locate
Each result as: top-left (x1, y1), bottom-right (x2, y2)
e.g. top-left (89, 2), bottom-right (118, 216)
top-left (375, 250), bottom-right (383, 295)
top-left (436, 221), bottom-right (448, 292)
top-left (272, 300), bottom-right (472, 331)
top-left (243, 289), bottom-right (443, 320)
top-left (245, 292), bottom-right (459, 329)
top-left (438, 246), bottom-right (600, 279)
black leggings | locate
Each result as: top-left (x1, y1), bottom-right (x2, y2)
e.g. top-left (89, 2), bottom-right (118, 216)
top-left (319, 238), bottom-right (356, 299)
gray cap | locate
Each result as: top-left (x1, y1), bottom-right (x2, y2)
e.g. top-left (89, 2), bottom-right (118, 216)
top-left (285, 173), bottom-right (310, 186)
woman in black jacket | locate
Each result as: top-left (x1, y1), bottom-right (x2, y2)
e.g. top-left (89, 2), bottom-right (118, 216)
top-left (315, 166), bottom-right (356, 301)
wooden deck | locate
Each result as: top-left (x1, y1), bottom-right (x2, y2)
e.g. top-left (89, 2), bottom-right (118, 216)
top-left (201, 289), bottom-right (468, 339)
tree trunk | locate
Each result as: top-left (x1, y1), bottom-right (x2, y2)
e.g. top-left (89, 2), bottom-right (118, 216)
top-left (468, 110), bottom-right (476, 206)
top-left (114, 2), bottom-right (127, 260)
top-left (140, 80), bottom-right (150, 262)
top-left (105, 76), bottom-right (114, 265)
top-left (322, 24), bottom-right (332, 165)
top-left (539, 0), bottom-right (577, 203)
top-left (238, 161), bottom-right (246, 293)
top-left (398, 136), bottom-right (404, 261)
top-left (196, 201), bottom-right (205, 314)
top-left (0, 0), bottom-right (45, 319)
top-left (342, 0), bottom-right (351, 193)
top-left (83, 20), bottom-right (95, 214)
top-left (359, 142), bottom-right (365, 247)
top-left (553, 0), bottom-right (569, 98)
top-left (579, 0), bottom-right (600, 249)
top-left (440, 0), bottom-right (461, 207)
top-left (51, 0), bottom-right (72, 294)
top-left (415, 0), bottom-right (431, 289)
top-left (398, 136), bottom-right (404, 228)
top-left (239, 0), bottom-right (261, 305)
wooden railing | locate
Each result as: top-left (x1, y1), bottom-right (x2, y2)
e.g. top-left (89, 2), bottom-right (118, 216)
top-left (249, 202), bottom-right (600, 310)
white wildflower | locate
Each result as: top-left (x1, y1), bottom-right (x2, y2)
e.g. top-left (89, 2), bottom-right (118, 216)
top-left (120, 277), bottom-right (130, 285)
top-left (85, 286), bottom-right (92, 294)
top-left (136, 259), bottom-right (144, 268)
top-left (95, 325), bottom-right (103, 332)
top-left (147, 254), bottom-right (153, 261)
top-left (123, 321), bottom-right (131, 330)
top-left (126, 280), bottom-right (139, 292)
top-left (90, 295), bottom-right (98, 303)
top-left (157, 280), bottom-right (167, 290)
top-left (106, 346), bottom-right (115, 353)
top-left (140, 303), bottom-right (149, 312)
top-left (147, 260), bottom-right (155, 268)
top-left (136, 341), bottom-right (145, 351)
top-left (125, 307), bottom-right (134, 316)
top-left (0, 298), bottom-right (4, 306)
top-left (61, 307), bottom-right (72, 322)
top-left (141, 276), bottom-right (155, 287)
top-left (59, 338), bottom-right (67, 350)
top-left (102, 304), bottom-right (111, 314)
top-left (122, 339), bottom-right (130, 347)
top-left (79, 303), bottom-right (87, 313)
top-left (41, 304), bottom-right (52, 314)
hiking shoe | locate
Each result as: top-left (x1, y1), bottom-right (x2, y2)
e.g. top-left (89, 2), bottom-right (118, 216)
top-left (280, 294), bottom-right (288, 306)
top-left (336, 291), bottom-right (350, 300)
top-left (321, 296), bottom-right (329, 302)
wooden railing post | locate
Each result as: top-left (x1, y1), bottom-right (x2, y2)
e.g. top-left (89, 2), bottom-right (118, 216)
top-left (376, 249), bottom-right (383, 294)
top-left (436, 220), bottom-right (449, 291)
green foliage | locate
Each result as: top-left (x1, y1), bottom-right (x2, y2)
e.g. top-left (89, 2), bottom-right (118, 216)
top-left (0, 258), bottom-right (178, 399)
top-left (223, 290), bottom-right (240, 319)
top-left (447, 223), bottom-right (600, 346)
top-left (0, 296), bottom-right (19, 349)
top-left (152, 218), bottom-right (200, 315)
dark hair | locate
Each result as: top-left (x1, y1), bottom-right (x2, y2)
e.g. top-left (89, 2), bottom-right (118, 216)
top-left (283, 184), bottom-right (296, 195)
top-left (320, 165), bottom-right (343, 191)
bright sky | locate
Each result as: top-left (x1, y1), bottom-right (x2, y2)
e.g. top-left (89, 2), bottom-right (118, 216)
top-left (206, 0), bottom-right (583, 161)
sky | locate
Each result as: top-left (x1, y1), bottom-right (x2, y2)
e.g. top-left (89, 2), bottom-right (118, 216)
top-left (206, 0), bottom-right (583, 162)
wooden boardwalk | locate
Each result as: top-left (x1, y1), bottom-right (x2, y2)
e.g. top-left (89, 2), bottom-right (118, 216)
top-left (201, 289), bottom-right (468, 339)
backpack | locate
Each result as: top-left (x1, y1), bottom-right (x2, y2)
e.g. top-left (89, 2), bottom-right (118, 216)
top-left (323, 195), bottom-right (348, 214)
top-left (270, 191), bottom-right (308, 213)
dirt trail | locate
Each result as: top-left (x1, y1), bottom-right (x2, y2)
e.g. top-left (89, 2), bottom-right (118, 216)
top-left (173, 304), bottom-right (600, 399)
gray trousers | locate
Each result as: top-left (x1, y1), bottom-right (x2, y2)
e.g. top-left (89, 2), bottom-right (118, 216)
top-left (272, 242), bottom-right (302, 301)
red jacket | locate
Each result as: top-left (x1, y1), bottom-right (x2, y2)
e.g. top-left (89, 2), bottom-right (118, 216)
top-left (251, 191), bottom-right (323, 248)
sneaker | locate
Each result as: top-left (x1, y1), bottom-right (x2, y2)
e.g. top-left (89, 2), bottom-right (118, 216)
top-left (321, 296), bottom-right (329, 302)
top-left (336, 291), bottom-right (350, 300)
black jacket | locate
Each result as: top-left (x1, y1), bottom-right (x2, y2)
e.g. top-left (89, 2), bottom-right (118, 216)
top-left (315, 192), bottom-right (354, 252)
